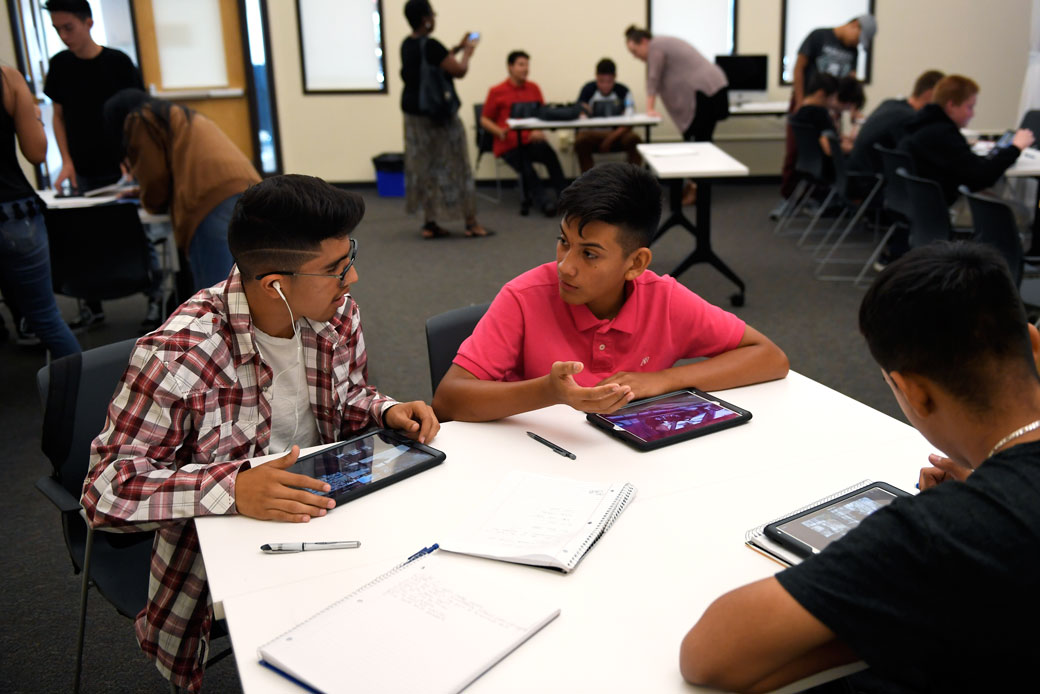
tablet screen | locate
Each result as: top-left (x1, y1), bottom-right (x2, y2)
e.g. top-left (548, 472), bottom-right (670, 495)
top-left (599, 391), bottom-right (742, 443)
top-left (289, 432), bottom-right (439, 500)
top-left (774, 486), bottom-right (899, 553)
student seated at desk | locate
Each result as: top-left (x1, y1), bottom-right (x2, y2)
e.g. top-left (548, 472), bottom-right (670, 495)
top-left (790, 74), bottom-right (844, 157)
top-left (432, 163), bottom-right (788, 422)
top-left (680, 242), bottom-right (1040, 693)
top-left (574, 58), bottom-right (641, 173)
top-left (81, 174), bottom-right (439, 693)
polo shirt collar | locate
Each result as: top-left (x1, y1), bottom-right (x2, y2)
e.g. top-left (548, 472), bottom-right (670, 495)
top-left (567, 278), bottom-right (639, 334)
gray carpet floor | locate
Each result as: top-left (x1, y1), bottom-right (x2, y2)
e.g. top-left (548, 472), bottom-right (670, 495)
top-left (1, 180), bottom-right (902, 693)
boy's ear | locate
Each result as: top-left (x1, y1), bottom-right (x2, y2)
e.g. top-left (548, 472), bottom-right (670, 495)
top-left (1028, 323), bottom-right (1040, 375)
top-left (624, 247), bottom-right (652, 280)
top-left (889, 370), bottom-right (936, 419)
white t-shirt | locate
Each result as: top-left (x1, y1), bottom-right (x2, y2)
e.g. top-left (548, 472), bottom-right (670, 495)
top-left (253, 325), bottom-right (321, 453)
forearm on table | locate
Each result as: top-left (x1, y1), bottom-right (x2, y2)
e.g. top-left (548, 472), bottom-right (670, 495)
top-left (433, 366), bottom-right (555, 422)
top-left (661, 342), bottom-right (789, 393)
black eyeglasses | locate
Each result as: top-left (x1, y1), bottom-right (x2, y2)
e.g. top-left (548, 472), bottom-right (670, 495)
top-left (255, 238), bottom-right (358, 287)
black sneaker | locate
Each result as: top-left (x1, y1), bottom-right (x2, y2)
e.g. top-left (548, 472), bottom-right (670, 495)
top-left (69, 304), bottom-right (106, 332)
top-left (139, 299), bottom-right (163, 332)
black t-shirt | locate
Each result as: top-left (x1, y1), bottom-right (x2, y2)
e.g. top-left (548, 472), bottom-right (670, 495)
top-left (400, 36), bottom-right (452, 115)
top-left (790, 104), bottom-right (835, 136)
top-left (776, 440), bottom-right (1040, 692)
top-left (0, 72), bottom-right (34, 201)
top-left (848, 98), bottom-right (915, 173)
top-left (43, 47), bottom-right (143, 179)
top-left (798, 28), bottom-right (857, 88)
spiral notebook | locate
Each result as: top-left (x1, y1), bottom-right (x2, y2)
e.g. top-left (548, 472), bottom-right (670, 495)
top-left (258, 550), bottom-right (560, 694)
top-left (439, 471), bottom-right (637, 572)
top-left (745, 480), bottom-right (874, 567)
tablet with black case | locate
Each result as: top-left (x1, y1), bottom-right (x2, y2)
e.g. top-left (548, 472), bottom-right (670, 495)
top-left (586, 389), bottom-right (751, 451)
top-left (764, 481), bottom-right (911, 558)
top-left (285, 429), bottom-right (445, 507)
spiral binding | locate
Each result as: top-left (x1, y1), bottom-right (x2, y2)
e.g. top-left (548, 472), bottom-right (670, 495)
top-left (744, 479), bottom-right (873, 544)
top-left (564, 482), bottom-right (637, 570)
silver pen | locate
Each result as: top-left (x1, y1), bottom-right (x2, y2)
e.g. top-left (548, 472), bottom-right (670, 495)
top-left (261, 541), bottom-right (361, 553)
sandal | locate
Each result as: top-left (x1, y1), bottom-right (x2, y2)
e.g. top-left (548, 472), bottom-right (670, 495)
top-left (465, 223), bottom-right (495, 238)
top-left (421, 222), bottom-right (451, 239)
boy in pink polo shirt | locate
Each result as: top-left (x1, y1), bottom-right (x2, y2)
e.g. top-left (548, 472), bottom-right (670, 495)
top-left (433, 163), bottom-right (789, 422)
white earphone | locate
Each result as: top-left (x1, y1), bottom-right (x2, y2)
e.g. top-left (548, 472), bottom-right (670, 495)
top-left (263, 278), bottom-right (303, 449)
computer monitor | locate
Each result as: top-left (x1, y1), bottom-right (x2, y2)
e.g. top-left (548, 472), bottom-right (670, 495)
top-left (715, 54), bottom-right (768, 103)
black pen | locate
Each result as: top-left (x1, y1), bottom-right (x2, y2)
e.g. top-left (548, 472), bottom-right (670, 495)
top-left (526, 431), bottom-right (576, 459)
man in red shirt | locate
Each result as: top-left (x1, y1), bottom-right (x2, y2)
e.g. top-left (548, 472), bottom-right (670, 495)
top-left (480, 50), bottom-right (567, 216)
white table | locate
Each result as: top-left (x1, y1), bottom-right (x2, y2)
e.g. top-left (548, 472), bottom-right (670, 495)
top-left (506, 113), bottom-right (662, 142)
top-left (729, 100), bottom-right (789, 117)
top-left (637, 142), bottom-right (750, 306)
top-left (36, 188), bottom-right (170, 225)
top-left (196, 371), bottom-right (934, 693)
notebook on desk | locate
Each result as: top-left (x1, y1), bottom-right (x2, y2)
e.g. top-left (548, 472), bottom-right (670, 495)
top-left (258, 550), bottom-right (560, 694)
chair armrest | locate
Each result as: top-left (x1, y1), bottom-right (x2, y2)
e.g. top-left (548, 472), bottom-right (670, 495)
top-left (35, 476), bottom-right (82, 514)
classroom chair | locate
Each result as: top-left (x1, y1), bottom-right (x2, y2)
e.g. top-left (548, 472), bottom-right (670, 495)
top-left (35, 338), bottom-right (229, 693)
top-left (474, 103), bottom-right (504, 203)
top-left (425, 302), bottom-right (490, 394)
top-left (962, 189), bottom-right (1025, 288)
top-left (853, 145), bottom-right (916, 286)
top-left (777, 121), bottom-right (836, 244)
top-left (897, 168), bottom-right (956, 249)
top-left (1021, 109), bottom-right (1040, 140)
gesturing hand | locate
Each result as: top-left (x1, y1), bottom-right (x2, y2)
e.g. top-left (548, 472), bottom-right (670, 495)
top-left (236, 446), bottom-right (335, 523)
top-left (549, 361), bottom-right (633, 413)
top-left (385, 400), bottom-right (440, 443)
top-left (918, 453), bottom-right (972, 491)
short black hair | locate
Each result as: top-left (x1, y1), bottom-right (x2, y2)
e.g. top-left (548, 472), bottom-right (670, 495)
top-left (556, 163), bottom-right (662, 254)
top-left (507, 50), bottom-right (529, 66)
top-left (859, 242), bottom-right (1038, 410)
top-left (806, 73), bottom-right (839, 97)
top-left (228, 175), bottom-right (365, 279)
top-left (624, 25), bottom-right (651, 43)
top-left (596, 58), bottom-right (616, 76)
top-left (403, 0), bottom-right (432, 31)
top-left (43, 0), bottom-right (92, 19)
top-left (837, 76), bottom-right (865, 109)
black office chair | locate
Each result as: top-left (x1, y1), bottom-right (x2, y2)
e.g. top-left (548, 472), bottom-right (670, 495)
top-left (474, 103), bottom-right (503, 203)
top-left (897, 168), bottom-right (955, 249)
top-left (44, 203), bottom-right (154, 303)
top-left (854, 145), bottom-right (916, 286)
top-left (1021, 109), bottom-right (1040, 139)
top-left (36, 338), bottom-right (229, 693)
top-left (425, 302), bottom-right (490, 394)
top-left (963, 189), bottom-right (1025, 287)
top-left (780, 121), bottom-right (837, 245)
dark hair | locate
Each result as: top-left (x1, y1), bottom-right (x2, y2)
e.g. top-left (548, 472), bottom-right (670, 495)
top-left (806, 73), bottom-right (839, 97)
top-left (911, 70), bottom-right (944, 98)
top-left (228, 175), bottom-right (366, 278)
top-left (42, 0), bottom-right (91, 19)
top-left (624, 25), bottom-right (651, 43)
top-left (556, 163), bottom-right (662, 253)
top-left (403, 0), bottom-right (432, 31)
top-left (507, 50), bottom-right (529, 66)
top-left (102, 88), bottom-right (194, 159)
top-left (859, 242), bottom-right (1038, 410)
top-left (596, 58), bottom-right (616, 76)
top-left (837, 76), bottom-right (865, 109)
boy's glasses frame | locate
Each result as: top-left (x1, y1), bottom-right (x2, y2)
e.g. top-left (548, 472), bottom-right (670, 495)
top-left (254, 238), bottom-right (357, 287)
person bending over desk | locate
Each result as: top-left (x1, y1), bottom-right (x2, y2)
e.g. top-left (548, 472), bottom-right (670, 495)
top-left (81, 175), bottom-right (439, 693)
top-left (432, 163), bottom-right (788, 422)
top-left (681, 242), bottom-right (1040, 693)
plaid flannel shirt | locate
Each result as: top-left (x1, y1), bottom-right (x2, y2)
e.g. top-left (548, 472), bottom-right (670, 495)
top-left (82, 267), bottom-right (395, 691)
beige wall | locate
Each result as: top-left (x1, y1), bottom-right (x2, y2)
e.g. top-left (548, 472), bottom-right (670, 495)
top-left (269, 0), bottom-right (1034, 181)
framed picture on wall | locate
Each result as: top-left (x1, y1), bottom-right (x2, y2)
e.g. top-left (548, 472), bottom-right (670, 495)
top-left (780, 0), bottom-right (875, 85)
top-left (296, 0), bottom-right (388, 94)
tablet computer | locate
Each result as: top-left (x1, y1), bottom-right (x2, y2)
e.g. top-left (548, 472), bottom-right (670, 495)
top-left (585, 389), bottom-right (752, 451)
top-left (764, 482), bottom-right (911, 558)
top-left (285, 429), bottom-right (445, 507)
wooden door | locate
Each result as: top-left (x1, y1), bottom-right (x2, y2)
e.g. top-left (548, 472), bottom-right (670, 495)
top-left (131, 0), bottom-right (256, 163)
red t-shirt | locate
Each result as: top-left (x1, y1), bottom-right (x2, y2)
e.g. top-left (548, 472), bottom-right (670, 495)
top-left (481, 78), bottom-right (545, 157)
top-left (454, 262), bottom-right (747, 385)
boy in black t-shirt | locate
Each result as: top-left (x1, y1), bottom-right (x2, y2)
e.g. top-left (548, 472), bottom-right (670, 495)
top-left (573, 59), bottom-right (641, 172)
top-left (680, 242), bottom-right (1040, 693)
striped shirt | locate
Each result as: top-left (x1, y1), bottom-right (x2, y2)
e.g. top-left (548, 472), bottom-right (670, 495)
top-left (82, 266), bottom-right (395, 691)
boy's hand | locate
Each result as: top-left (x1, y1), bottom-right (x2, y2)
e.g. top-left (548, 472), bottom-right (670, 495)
top-left (918, 453), bottom-right (972, 491)
top-left (549, 361), bottom-right (634, 413)
top-left (236, 446), bottom-right (335, 522)
top-left (384, 401), bottom-right (440, 444)
top-left (596, 371), bottom-right (666, 401)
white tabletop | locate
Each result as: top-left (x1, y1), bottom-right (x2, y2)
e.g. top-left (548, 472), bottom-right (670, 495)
top-left (197, 371), bottom-right (934, 693)
top-left (506, 113), bottom-right (662, 130)
top-left (637, 142), bottom-right (750, 179)
top-left (1006, 147), bottom-right (1040, 177)
top-left (728, 100), bottom-right (789, 116)
top-left (36, 188), bottom-right (171, 224)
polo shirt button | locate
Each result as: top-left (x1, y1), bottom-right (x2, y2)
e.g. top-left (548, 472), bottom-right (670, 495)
top-left (598, 344), bottom-right (606, 351)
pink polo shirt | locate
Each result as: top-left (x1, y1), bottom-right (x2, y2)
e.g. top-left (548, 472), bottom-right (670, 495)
top-left (454, 262), bottom-right (746, 386)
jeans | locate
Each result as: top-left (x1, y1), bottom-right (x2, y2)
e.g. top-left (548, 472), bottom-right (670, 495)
top-left (188, 194), bottom-right (240, 290)
top-left (0, 196), bottom-right (80, 357)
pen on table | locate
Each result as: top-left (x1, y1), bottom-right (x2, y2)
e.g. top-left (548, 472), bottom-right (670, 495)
top-left (526, 431), bottom-right (577, 459)
top-left (260, 541), bottom-right (361, 553)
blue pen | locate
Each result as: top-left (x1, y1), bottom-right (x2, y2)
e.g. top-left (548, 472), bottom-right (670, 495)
top-left (406, 543), bottom-right (439, 563)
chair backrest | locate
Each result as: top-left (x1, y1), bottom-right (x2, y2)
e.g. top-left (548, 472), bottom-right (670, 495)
top-left (1020, 109), bottom-right (1040, 138)
top-left (824, 131), bottom-right (851, 197)
top-left (474, 102), bottom-right (493, 155)
top-left (44, 203), bottom-right (153, 302)
top-left (425, 302), bottom-right (490, 394)
top-left (897, 167), bottom-right (953, 248)
top-left (875, 144), bottom-right (915, 220)
top-left (963, 190), bottom-right (1024, 287)
top-left (789, 120), bottom-right (828, 182)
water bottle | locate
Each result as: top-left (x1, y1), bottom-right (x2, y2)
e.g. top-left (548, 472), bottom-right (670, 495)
top-left (624, 93), bottom-right (635, 117)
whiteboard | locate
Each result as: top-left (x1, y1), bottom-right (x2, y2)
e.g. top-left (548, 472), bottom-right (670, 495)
top-left (649, 0), bottom-right (735, 63)
top-left (297, 0), bottom-right (387, 93)
top-left (152, 0), bottom-right (228, 89)
top-left (781, 0), bottom-right (873, 83)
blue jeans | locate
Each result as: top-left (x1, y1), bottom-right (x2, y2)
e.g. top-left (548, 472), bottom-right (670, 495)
top-left (188, 194), bottom-right (241, 290)
top-left (0, 197), bottom-right (81, 357)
